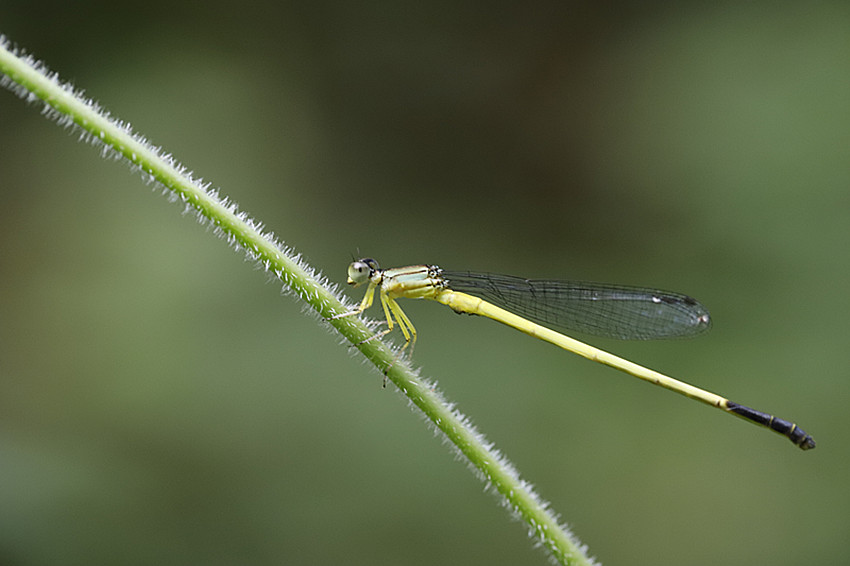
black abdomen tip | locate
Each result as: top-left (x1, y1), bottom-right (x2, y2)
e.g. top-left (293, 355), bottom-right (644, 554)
top-left (726, 402), bottom-right (816, 451)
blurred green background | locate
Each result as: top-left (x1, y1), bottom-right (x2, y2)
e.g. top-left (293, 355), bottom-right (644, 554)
top-left (1, 2), bottom-right (848, 565)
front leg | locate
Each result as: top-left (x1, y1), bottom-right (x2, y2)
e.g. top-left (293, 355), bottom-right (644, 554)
top-left (329, 281), bottom-right (377, 320)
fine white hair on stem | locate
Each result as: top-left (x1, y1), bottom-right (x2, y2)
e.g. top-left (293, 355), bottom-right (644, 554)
top-left (0, 36), bottom-right (596, 566)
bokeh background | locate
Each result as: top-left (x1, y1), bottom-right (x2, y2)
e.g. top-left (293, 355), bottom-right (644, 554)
top-left (1, 3), bottom-right (848, 565)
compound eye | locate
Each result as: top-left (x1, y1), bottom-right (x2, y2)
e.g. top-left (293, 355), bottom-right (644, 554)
top-left (347, 259), bottom-right (376, 286)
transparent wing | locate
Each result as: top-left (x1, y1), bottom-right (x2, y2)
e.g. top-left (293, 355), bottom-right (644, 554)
top-left (440, 270), bottom-right (711, 340)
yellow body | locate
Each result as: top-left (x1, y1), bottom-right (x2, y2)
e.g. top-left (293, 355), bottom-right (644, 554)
top-left (335, 260), bottom-right (814, 449)
top-left (345, 262), bottom-right (726, 409)
top-left (433, 288), bottom-right (727, 409)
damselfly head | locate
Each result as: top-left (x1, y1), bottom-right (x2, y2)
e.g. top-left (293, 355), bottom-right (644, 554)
top-left (347, 258), bottom-right (379, 286)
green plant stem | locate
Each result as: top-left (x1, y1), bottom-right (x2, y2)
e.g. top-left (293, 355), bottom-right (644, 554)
top-left (0, 38), bottom-right (596, 566)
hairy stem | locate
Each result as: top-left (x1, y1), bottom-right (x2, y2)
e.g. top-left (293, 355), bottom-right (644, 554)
top-left (0, 37), bottom-right (596, 566)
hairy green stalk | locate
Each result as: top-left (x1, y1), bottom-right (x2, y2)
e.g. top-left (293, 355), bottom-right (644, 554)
top-left (0, 37), bottom-right (596, 566)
